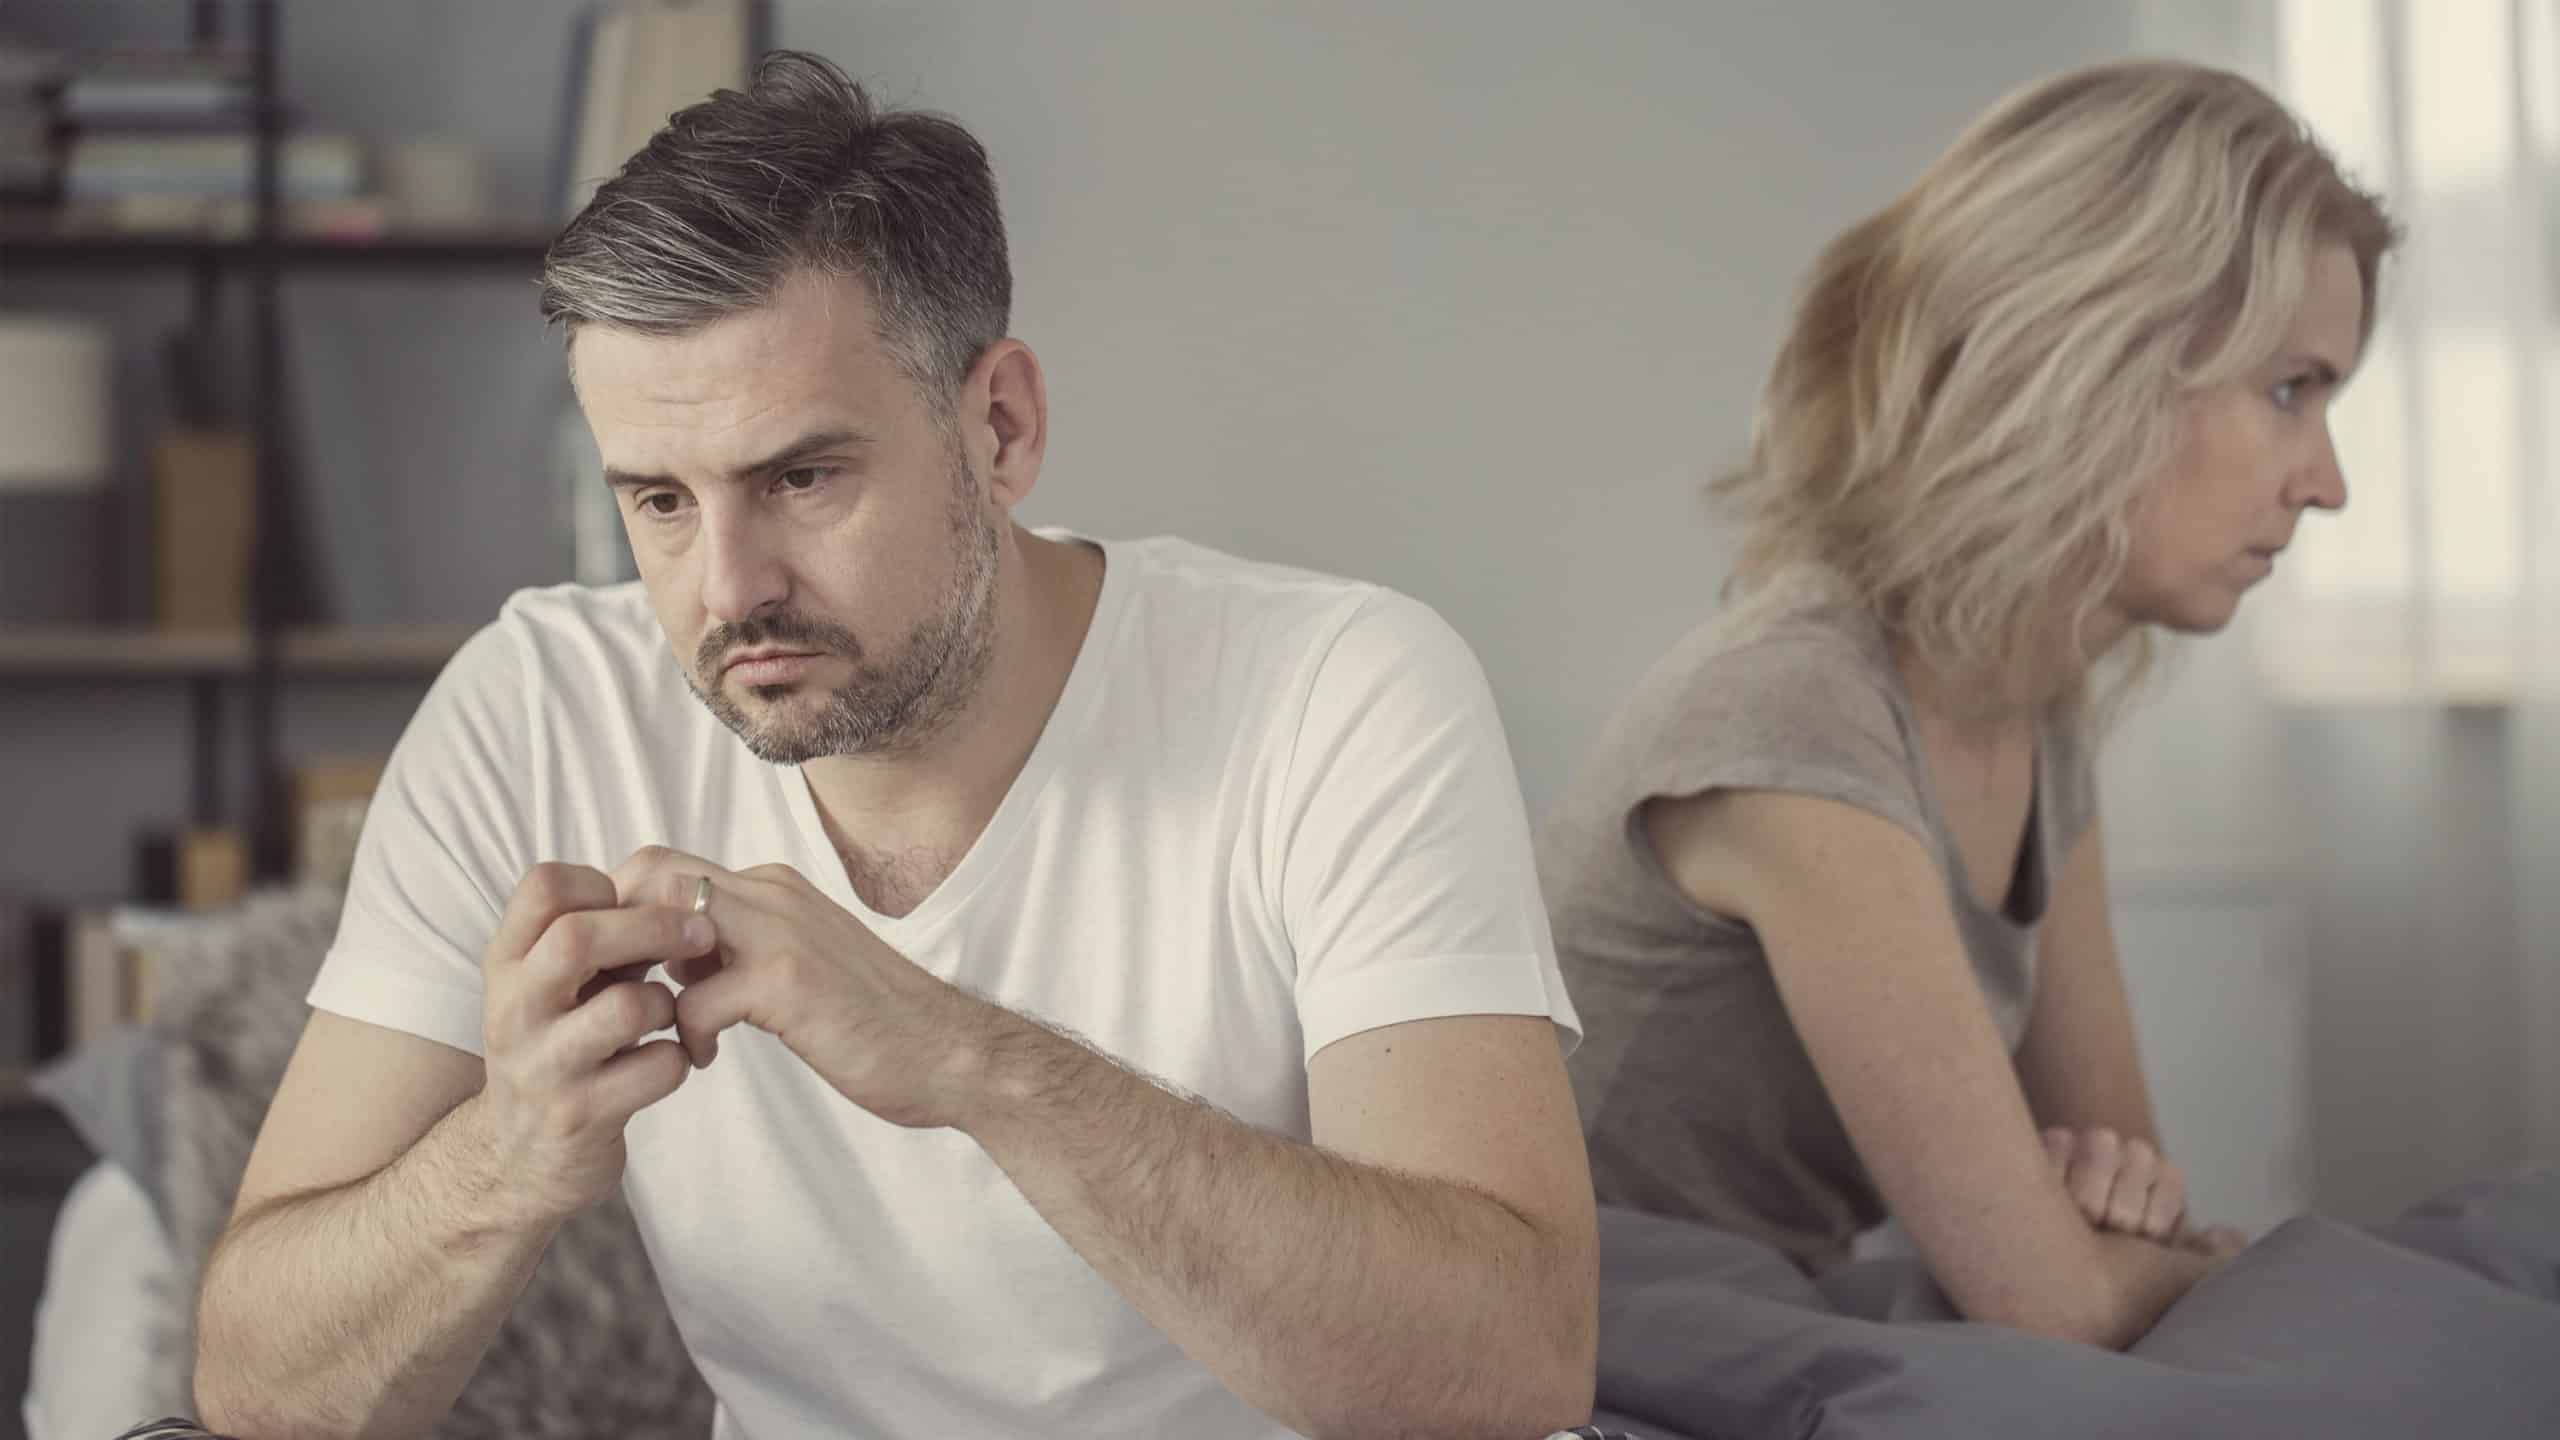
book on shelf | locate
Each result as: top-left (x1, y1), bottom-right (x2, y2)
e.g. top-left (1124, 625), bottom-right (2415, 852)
top-left (49, 193), bottom-right (391, 239)
top-left (561, 0), bottom-right (751, 218)
top-left (40, 854), bottom-right (251, 1054)
top-left (66, 908), bottom-right (125, 1048)
top-left (63, 904), bottom-right (204, 1046)
top-left (60, 51), bottom-right (249, 122)
top-left (153, 429), bottom-right (257, 631)
top-left (66, 132), bottom-right (363, 200)
top-left (294, 755), bottom-right (386, 889)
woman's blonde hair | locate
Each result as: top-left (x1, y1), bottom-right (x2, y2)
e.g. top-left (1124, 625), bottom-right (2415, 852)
top-left (1715, 60), bottom-right (2398, 714)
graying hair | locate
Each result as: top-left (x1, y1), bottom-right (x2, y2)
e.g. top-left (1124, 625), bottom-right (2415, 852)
top-left (540, 51), bottom-right (1010, 401)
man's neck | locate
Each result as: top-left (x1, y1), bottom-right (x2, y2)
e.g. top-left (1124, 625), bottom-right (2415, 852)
top-left (799, 528), bottom-right (1106, 917)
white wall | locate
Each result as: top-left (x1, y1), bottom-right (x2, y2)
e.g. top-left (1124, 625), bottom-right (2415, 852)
top-left (771, 2), bottom-right (2413, 1230)
top-left (779, 0), bottom-right (2141, 821)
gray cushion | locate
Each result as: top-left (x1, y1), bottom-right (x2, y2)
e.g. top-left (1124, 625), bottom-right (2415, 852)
top-left (31, 1022), bottom-right (168, 1220)
top-left (47, 884), bottom-right (716, 1439)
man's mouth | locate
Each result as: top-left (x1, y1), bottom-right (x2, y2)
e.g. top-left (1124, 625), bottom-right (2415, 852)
top-left (722, 649), bottom-right (825, 682)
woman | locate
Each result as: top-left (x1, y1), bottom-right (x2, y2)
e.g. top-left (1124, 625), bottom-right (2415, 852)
top-left (1541, 61), bottom-right (2395, 1350)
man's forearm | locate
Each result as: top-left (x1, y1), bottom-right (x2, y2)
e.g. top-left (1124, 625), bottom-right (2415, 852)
top-left (952, 1017), bottom-right (1593, 1439)
top-left (195, 1096), bottom-right (556, 1438)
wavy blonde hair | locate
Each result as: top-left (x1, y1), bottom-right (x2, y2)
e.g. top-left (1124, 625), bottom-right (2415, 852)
top-left (1715, 60), bottom-right (2397, 716)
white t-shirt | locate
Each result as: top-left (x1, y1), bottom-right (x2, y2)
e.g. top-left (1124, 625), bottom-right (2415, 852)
top-left (310, 533), bottom-right (1580, 1440)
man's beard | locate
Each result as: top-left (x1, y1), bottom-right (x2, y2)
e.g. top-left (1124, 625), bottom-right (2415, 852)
top-left (685, 448), bottom-right (1001, 765)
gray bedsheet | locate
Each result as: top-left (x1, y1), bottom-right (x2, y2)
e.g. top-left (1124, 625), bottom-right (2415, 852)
top-left (1590, 1171), bottom-right (2560, 1440)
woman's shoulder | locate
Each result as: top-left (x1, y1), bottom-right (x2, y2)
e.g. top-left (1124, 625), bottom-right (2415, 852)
top-left (1554, 576), bottom-right (1927, 845)
top-left (1636, 581), bottom-right (1905, 739)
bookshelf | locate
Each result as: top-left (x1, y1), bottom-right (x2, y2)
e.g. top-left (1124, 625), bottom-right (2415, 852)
top-left (1, 226), bottom-right (554, 267)
top-left (0, 1), bottom-right (550, 878)
top-left (0, 622), bottom-right (472, 677)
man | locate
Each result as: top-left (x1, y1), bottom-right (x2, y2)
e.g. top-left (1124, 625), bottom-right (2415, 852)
top-left (192, 52), bottom-right (1598, 1440)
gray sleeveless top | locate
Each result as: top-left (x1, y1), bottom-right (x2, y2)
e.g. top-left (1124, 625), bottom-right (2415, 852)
top-left (1538, 585), bottom-right (2097, 1271)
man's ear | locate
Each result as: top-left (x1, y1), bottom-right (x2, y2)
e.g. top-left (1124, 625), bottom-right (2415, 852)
top-left (965, 339), bottom-right (1046, 512)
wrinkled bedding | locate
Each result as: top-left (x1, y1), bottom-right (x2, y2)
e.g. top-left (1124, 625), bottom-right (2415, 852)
top-left (1589, 1171), bottom-right (2560, 1440)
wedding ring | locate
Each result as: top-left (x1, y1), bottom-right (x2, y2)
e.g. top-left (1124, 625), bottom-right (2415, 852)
top-left (690, 874), bottom-right (713, 917)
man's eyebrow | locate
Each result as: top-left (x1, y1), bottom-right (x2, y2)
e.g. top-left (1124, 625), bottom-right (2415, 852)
top-left (602, 427), bottom-right (876, 491)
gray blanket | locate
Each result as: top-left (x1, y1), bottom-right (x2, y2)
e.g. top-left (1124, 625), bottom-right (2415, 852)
top-left (1588, 1172), bottom-right (2560, 1440)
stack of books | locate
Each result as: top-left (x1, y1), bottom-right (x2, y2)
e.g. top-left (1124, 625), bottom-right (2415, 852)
top-left (56, 49), bottom-right (377, 237)
top-left (0, 899), bottom-right (186, 1067)
top-left (0, 42), bottom-right (62, 214)
top-left (0, 758), bottom-right (385, 1067)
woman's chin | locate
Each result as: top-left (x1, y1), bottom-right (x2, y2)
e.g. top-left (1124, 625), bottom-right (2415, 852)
top-left (2159, 589), bottom-right (2245, 636)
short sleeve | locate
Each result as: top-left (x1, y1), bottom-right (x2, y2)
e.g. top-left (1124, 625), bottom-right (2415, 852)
top-left (305, 621), bottom-right (537, 1056)
top-left (1624, 629), bottom-right (1932, 856)
top-left (1273, 590), bottom-right (1580, 1061)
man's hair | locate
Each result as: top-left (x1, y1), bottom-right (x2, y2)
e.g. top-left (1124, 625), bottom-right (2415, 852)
top-left (540, 51), bottom-right (1011, 402)
top-left (1714, 60), bottom-right (2397, 717)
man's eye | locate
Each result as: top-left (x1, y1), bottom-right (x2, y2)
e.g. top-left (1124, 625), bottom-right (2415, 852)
top-left (639, 492), bottom-right (685, 517)
top-left (778, 467), bottom-right (827, 493)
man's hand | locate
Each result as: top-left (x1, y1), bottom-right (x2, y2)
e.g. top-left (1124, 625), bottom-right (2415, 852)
top-left (476, 862), bottom-right (712, 1227)
top-left (612, 847), bottom-right (1011, 1129)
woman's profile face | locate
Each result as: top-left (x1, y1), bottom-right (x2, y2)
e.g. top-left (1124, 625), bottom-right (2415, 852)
top-left (2115, 242), bottom-right (2365, 635)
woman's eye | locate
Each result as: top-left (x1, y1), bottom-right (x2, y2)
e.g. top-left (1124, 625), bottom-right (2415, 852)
top-left (2271, 378), bottom-right (2302, 412)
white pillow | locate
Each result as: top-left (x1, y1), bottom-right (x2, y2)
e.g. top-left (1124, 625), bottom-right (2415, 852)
top-left (23, 1160), bottom-right (179, 1440)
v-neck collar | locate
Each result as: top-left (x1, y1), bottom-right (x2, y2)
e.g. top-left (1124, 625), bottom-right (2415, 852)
top-left (775, 530), bottom-right (1128, 948)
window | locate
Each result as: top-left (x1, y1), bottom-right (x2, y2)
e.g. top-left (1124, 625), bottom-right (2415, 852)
top-left (2260, 0), bottom-right (2560, 702)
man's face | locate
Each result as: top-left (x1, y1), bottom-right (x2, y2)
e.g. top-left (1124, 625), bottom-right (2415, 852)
top-left (572, 270), bottom-right (1001, 764)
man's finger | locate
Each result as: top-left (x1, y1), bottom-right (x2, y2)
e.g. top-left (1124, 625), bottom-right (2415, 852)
top-left (556, 979), bottom-right (680, 1074)
top-left (487, 862), bottom-right (618, 975)
top-left (666, 949), bottom-right (728, 988)
top-left (673, 961), bottom-right (767, 1071)
top-left (575, 961), bottom-right (657, 1007)
top-left (589, 1037), bottom-right (690, 1121)
top-left (530, 905), bottom-right (715, 1008)
top-left (611, 845), bottom-right (738, 911)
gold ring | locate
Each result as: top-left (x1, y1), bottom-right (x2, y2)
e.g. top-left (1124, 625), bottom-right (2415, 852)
top-left (690, 874), bottom-right (713, 916)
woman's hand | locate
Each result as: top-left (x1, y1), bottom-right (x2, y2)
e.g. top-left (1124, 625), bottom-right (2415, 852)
top-left (2041, 1127), bottom-right (2251, 1257)
top-left (2041, 1126), bottom-right (2188, 1242)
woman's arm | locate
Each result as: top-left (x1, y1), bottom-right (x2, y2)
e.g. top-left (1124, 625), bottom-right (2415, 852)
top-left (2018, 820), bottom-right (2251, 1247)
top-left (2014, 820), bottom-right (2163, 1143)
top-left (1641, 788), bottom-right (2210, 1348)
